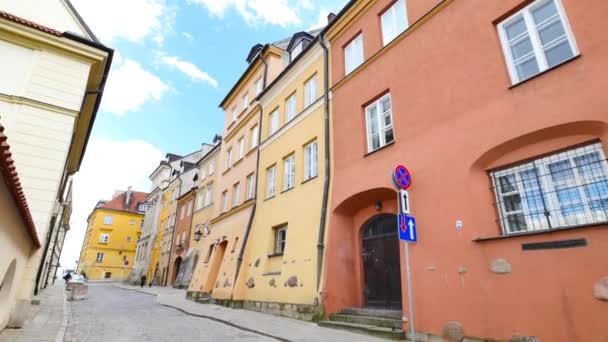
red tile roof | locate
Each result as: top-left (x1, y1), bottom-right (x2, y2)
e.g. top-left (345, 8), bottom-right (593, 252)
top-left (0, 10), bottom-right (63, 37)
top-left (100, 190), bottom-right (149, 214)
top-left (0, 124), bottom-right (41, 248)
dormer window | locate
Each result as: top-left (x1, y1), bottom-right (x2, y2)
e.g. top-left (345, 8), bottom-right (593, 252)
top-left (138, 203), bottom-right (148, 212)
top-left (287, 32), bottom-right (314, 62)
top-left (290, 41), bottom-right (304, 61)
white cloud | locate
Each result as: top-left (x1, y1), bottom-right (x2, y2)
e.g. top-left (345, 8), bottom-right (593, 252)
top-left (59, 138), bottom-right (164, 273)
top-left (71, 0), bottom-right (174, 43)
top-left (160, 55), bottom-right (219, 88)
top-left (308, 7), bottom-right (330, 30)
top-left (188, 0), bottom-right (300, 27)
top-left (182, 32), bottom-right (194, 41)
top-left (101, 55), bottom-right (168, 115)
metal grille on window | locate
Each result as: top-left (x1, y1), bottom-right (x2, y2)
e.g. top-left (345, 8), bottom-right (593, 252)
top-left (491, 143), bottom-right (608, 234)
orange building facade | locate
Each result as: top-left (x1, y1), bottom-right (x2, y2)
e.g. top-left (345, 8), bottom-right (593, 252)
top-left (323, 0), bottom-right (608, 341)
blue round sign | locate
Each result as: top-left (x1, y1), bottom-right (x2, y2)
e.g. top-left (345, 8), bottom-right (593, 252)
top-left (393, 165), bottom-right (412, 190)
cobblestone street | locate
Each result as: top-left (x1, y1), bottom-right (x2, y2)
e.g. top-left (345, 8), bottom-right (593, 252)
top-left (65, 284), bottom-right (274, 342)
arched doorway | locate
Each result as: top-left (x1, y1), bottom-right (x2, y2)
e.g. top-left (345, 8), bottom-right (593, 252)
top-left (171, 257), bottom-right (182, 285)
top-left (361, 214), bottom-right (402, 309)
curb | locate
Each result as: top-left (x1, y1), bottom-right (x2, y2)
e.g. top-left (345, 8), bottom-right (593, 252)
top-left (54, 289), bottom-right (70, 342)
top-left (114, 285), bottom-right (293, 342)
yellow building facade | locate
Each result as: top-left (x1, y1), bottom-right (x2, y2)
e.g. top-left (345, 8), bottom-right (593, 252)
top-left (77, 190), bottom-right (147, 281)
top-left (146, 189), bottom-right (170, 284)
top-left (233, 37), bottom-right (329, 319)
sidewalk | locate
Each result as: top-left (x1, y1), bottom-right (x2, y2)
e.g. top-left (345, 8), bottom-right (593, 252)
top-left (0, 284), bottom-right (68, 342)
top-left (116, 284), bottom-right (390, 342)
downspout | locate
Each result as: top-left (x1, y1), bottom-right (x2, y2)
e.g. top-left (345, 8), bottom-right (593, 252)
top-left (34, 214), bottom-right (57, 295)
top-left (316, 34), bottom-right (331, 293)
top-left (233, 52), bottom-right (267, 294)
top-left (44, 208), bottom-right (64, 288)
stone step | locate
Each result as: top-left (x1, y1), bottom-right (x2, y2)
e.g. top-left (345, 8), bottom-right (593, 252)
top-left (319, 320), bottom-right (405, 340)
top-left (195, 298), bottom-right (210, 304)
top-left (329, 314), bottom-right (402, 329)
top-left (340, 307), bottom-right (403, 320)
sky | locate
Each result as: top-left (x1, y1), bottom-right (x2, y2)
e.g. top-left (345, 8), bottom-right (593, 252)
top-left (59, 0), bottom-right (349, 273)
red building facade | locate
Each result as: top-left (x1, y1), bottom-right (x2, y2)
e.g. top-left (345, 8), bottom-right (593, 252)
top-left (323, 0), bottom-right (608, 340)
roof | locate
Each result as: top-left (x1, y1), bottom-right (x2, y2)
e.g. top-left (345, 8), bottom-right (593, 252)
top-left (0, 10), bottom-right (63, 36)
top-left (0, 123), bottom-right (41, 248)
top-left (98, 190), bottom-right (149, 214)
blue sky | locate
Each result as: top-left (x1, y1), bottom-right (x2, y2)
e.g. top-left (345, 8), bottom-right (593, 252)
top-left (60, 0), bottom-right (348, 270)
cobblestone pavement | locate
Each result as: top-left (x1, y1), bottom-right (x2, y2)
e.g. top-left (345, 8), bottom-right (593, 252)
top-left (0, 283), bottom-right (67, 342)
top-left (65, 283), bottom-right (274, 342)
top-left (117, 285), bottom-right (388, 342)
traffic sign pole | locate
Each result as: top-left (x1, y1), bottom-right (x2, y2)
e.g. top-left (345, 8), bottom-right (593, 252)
top-left (404, 241), bottom-right (415, 341)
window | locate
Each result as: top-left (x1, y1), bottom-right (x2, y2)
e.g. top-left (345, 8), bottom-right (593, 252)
top-left (197, 190), bottom-right (204, 211)
top-left (284, 155), bottom-right (296, 191)
top-left (250, 125), bottom-right (259, 149)
top-left (266, 165), bottom-right (277, 198)
top-left (238, 137), bottom-right (245, 160)
top-left (291, 41), bottom-right (304, 61)
top-left (232, 107), bottom-right (237, 121)
top-left (231, 237), bottom-right (239, 253)
top-left (233, 183), bottom-right (240, 207)
top-left (205, 184), bottom-right (213, 206)
top-left (200, 167), bottom-right (206, 180)
top-left (99, 233), bottom-right (109, 244)
top-left (491, 143), bottom-right (608, 235)
top-left (269, 110), bottom-right (279, 135)
top-left (304, 75), bottom-right (317, 107)
top-left (274, 225), bottom-right (287, 254)
top-left (247, 173), bottom-right (255, 199)
top-left (129, 219), bottom-right (135, 225)
top-left (209, 160), bottom-right (215, 175)
top-left (103, 215), bottom-right (113, 225)
top-left (286, 93), bottom-right (297, 122)
top-left (96, 252), bottom-right (104, 263)
top-left (304, 140), bottom-right (318, 180)
top-left (365, 93), bottom-right (394, 152)
top-left (242, 93), bottom-right (249, 111)
top-left (138, 203), bottom-right (148, 212)
top-left (225, 148), bottom-right (232, 169)
top-left (140, 220), bottom-right (144, 228)
top-left (222, 191), bottom-right (229, 212)
top-left (127, 236), bottom-right (132, 242)
top-left (497, 0), bottom-right (578, 84)
top-left (187, 201), bottom-right (192, 216)
top-left (255, 78), bottom-right (263, 96)
top-left (381, 0), bottom-right (408, 46)
top-left (345, 34), bottom-right (364, 74)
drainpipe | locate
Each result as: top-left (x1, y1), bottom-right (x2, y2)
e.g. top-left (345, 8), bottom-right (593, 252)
top-left (233, 50), bottom-right (268, 295)
top-left (316, 34), bottom-right (331, 293)
top-left (44, 207), bottom-right (64, 288)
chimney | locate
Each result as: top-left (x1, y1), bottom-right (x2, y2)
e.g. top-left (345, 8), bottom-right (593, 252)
top-left (125, 186), bottom-right (132, 206)
top-left (327, 12), bottom-right (336, 24)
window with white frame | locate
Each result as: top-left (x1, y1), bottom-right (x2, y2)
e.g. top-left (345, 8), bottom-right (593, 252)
top-left (381, 0), bottom-right (408, 46)
top-left (255, 78), bottom-right (263, 96)
top-left (238, 137), bottom-right (245, 160)
top-left (96, 252), bottom-right (104, 263)
top-left (222, 191), bottom-right (229, 212)
top-left (200, 166), bottom-right (206, 180)
top-left (345, 34), bottom-right (364, 75)
top-left (365, 93), bottom-right (394, 152)
top-left (232, 107), bottom-right (237, 121)
top-left (242, 93), bottom-right (249, 111)
top-left (304, 140), bottom-right (318, 180)
top-left (180, 206), bottom-right (185, 220)
top-left (103, 215), bottom-right (113, 225)
top-left (284, 155), bottom-right (295, 191)
top-left (269, 110), bottom-right (279, 135)
top-left (497, 0), bottom-right (578, 84)
top-left (246, 173), bottom-right (255, 199)
top-left (187, 201), bottom-right (192, 216)
top-left (197, 190), bottom-right (204, 211)
top-left (209, 160), bottom-right (215, 175)
top-left (286, 93), bottom-right (297, 122)
top-left (225, 148), bottom-right (232, 169)
top-left (205, 184), bottom-right (213, 206)
top-left (99, 233), bottom-right (109, 244)
top-left (138, 203), bottom-right (148, 212)
top-left (304, 75), bottom-right (317, 107)
top-left (290, 41), bottom-right (304, 61)
top-left (233, 182), bottom-right (240, 207)
top-left (266, 165), bottom-right (276, 198)
top-left (250, 125), bottom-right (259, 149)
top-left (490, 143), bottom-right (608, 235)
top-left (274, 225), bottom-right (287, 254)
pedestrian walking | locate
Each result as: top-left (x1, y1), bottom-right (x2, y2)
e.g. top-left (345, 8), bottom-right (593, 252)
top-left (140, 275), bottom-right (146, 288)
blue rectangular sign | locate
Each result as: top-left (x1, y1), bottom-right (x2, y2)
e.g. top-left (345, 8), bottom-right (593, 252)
top-left (398, 214), bottom-right (417, 243)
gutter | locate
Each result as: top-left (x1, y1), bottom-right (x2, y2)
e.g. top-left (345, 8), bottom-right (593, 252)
top-left (233, 51), bottom-right (268, 294)
top-left (316, 34), bottom-right (331, 293)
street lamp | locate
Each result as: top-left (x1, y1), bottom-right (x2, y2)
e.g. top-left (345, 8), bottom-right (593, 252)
top-left (194, 227), bottom-right (203, 242)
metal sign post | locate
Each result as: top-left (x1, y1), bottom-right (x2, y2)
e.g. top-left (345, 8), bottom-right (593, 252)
top-left (404, 240), bottom-right (415, 341)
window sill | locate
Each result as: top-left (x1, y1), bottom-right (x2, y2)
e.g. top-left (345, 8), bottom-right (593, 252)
top-left (267, 253), bottom-right (284, 258)
top-left (281, 187), bottom-right (294, 194)
top-left (262, 271), bottom-right (281, 276)
top-left (509, 54), bottom-right (581, 90)
top-left (264, 195), bottom-right (276, 202)
top-left (364, 141), bottom-right (395, 158)
top-left (246, 147), bottom-right (257, 157)
top-left (233, 158), bottom-right (244, 167)
top-left (473, 221), bottom-right (606, 242)
top-left (222, 168), bottom-right (231, 176)
top-left (301, 175), bottom-right (318, 185)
